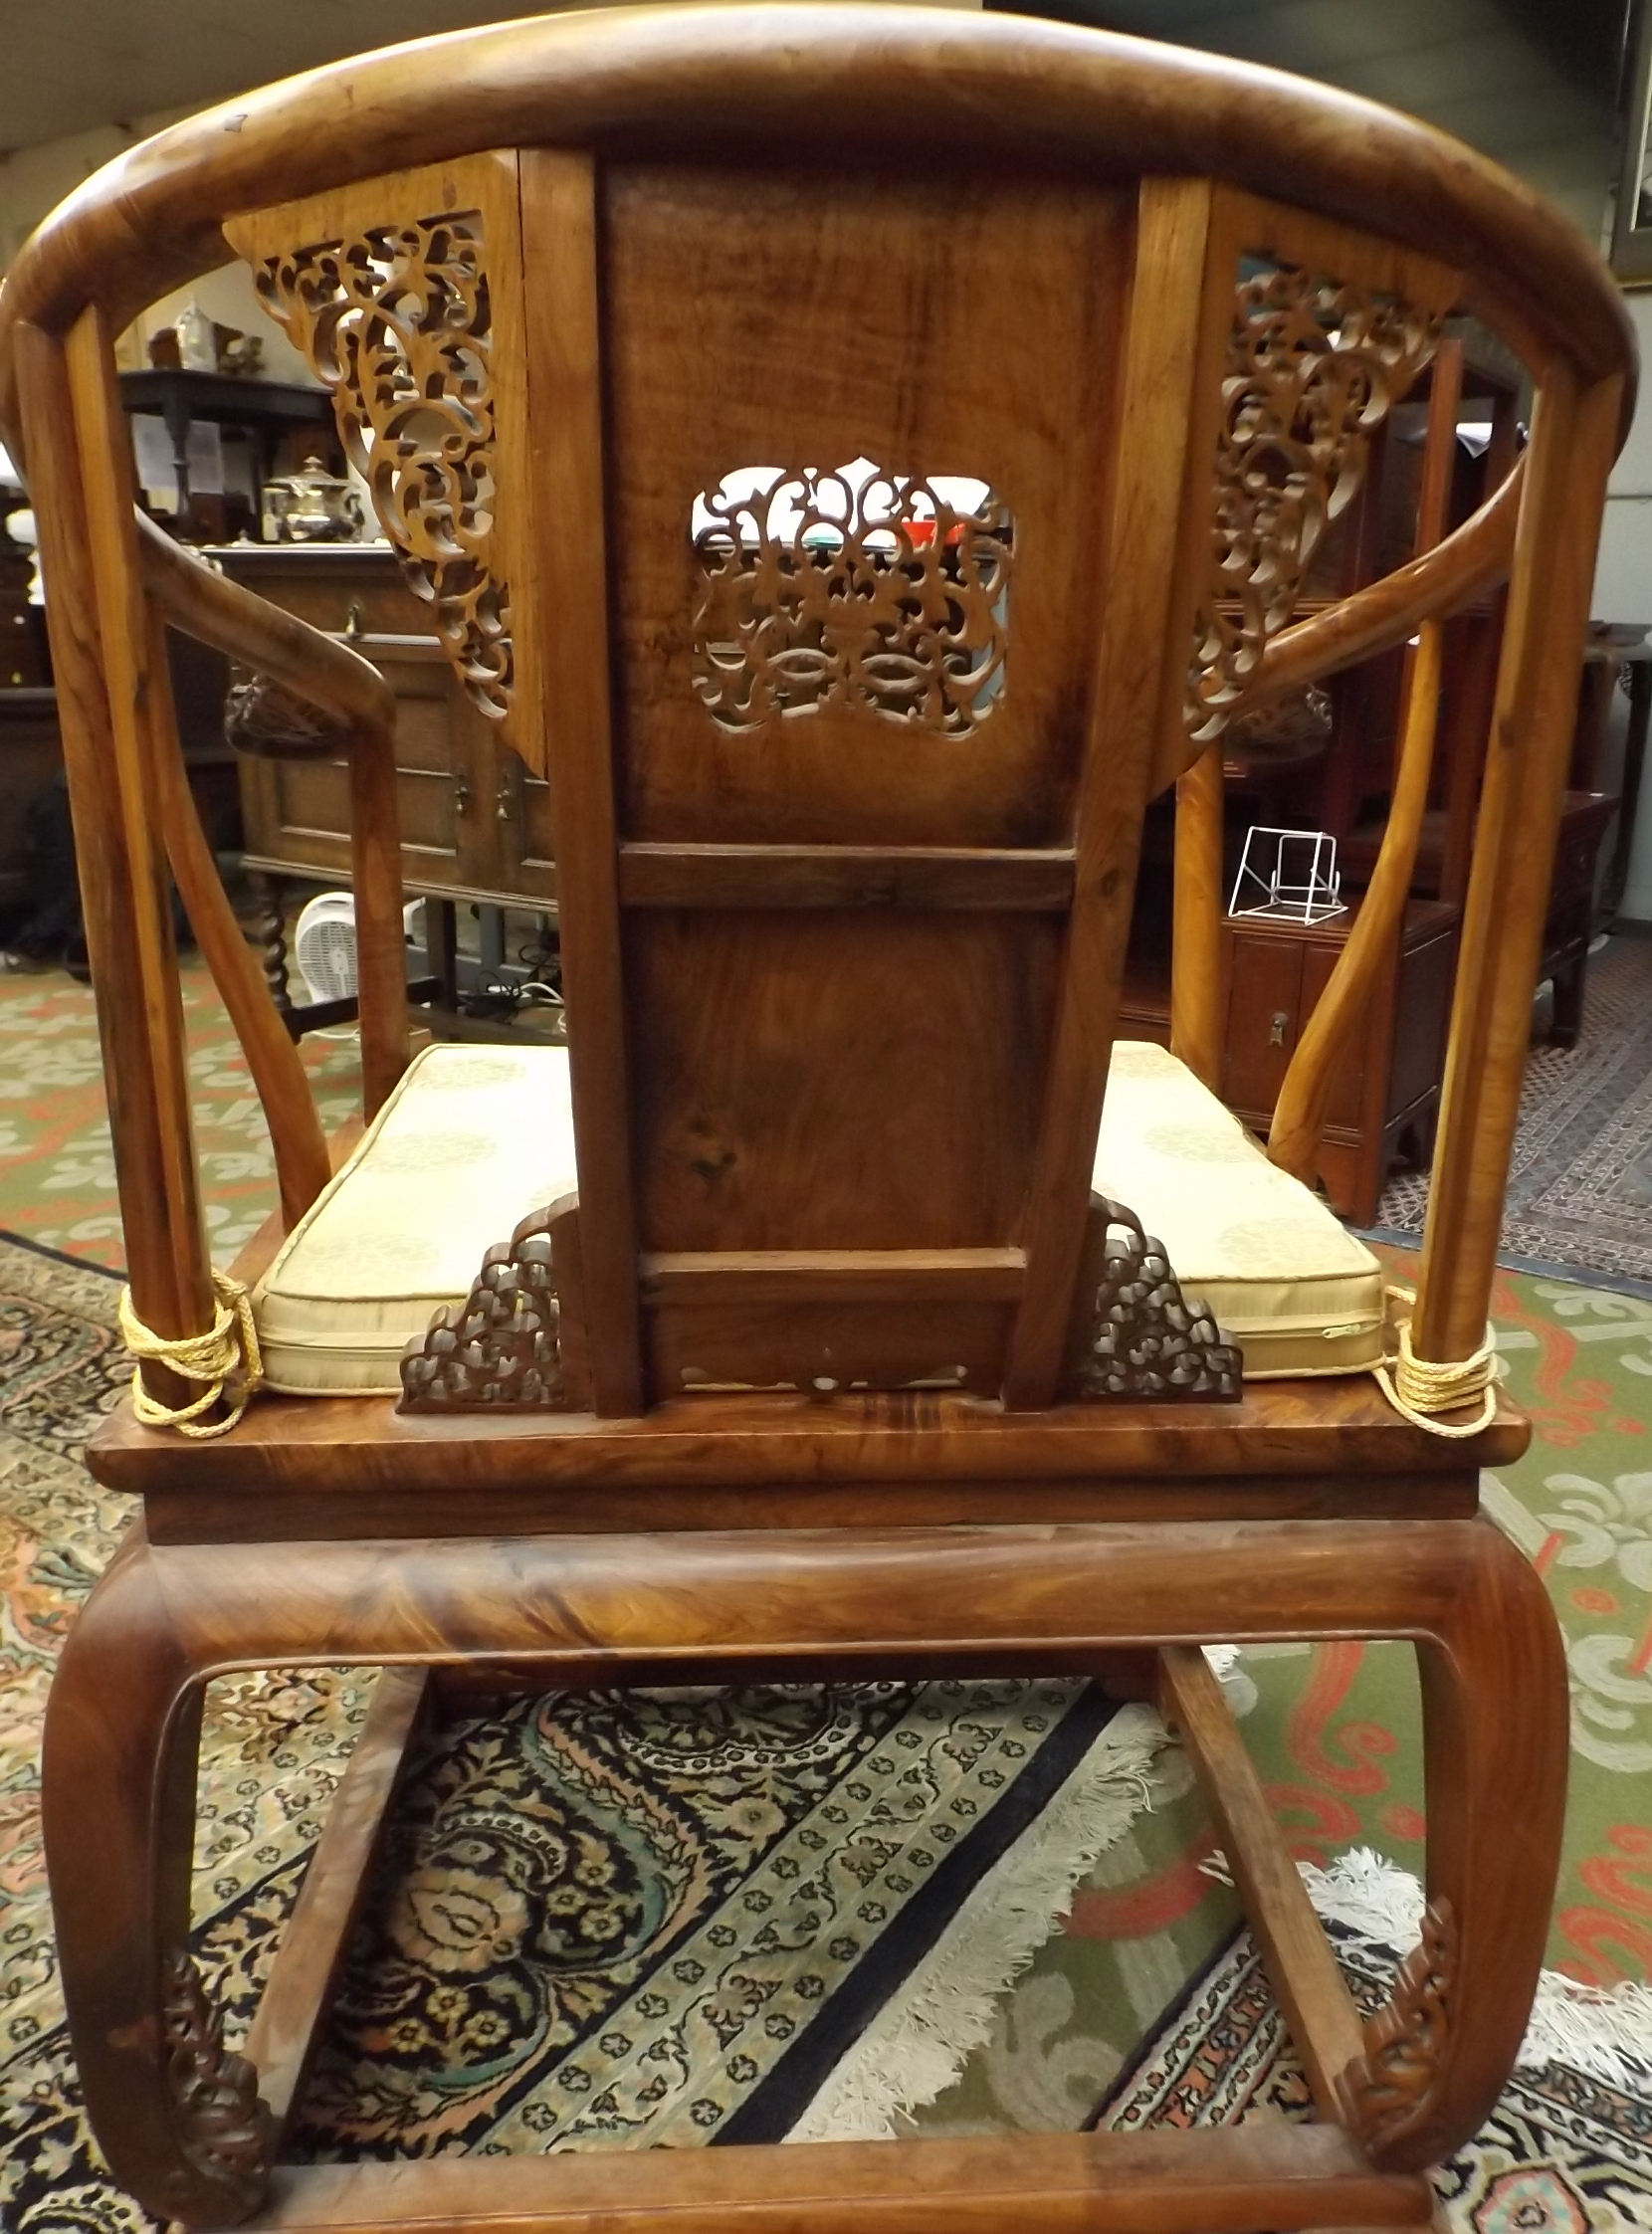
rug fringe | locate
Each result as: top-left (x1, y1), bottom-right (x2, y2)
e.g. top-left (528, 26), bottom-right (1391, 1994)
top-left (786, 1703), bottom-right (1169, 2141)
top-left (1303, 1847), bottom-right (1652, 2091)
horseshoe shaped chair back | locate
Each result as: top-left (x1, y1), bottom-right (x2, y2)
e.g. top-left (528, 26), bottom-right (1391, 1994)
top-left (0, 5), bottom-right (1631, 1424)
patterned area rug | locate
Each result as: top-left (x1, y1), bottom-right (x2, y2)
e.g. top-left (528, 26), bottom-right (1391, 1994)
top-left (1098, 1907), bottom-right (1652, 2229)
top-left (0, 959), bottom-right (361, 1270)
top-left (1379, 938), bottom-right (1652, 1282)
top-left (1, 1233), bottom-right (1650, 2231)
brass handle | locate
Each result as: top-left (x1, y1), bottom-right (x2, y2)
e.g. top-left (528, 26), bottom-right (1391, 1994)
top-left (453, 776), bottom-right (472, 816)
top-left (1269, 1010), bottom-right (1290, 1047)
top-left (343, 600), bottom-right (365, 641)
top-left (496, 776), bottom-right (516, 823)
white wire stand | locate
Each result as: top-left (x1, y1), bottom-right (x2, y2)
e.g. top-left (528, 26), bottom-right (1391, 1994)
top-left (1227, 827), bottom-right (1346, 924)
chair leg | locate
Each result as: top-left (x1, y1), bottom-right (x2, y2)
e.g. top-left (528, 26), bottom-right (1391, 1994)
top-left (42, 1522), bottom-right (273, 2228)
top-left (1339, 1518), bottom-right (1567, 2174)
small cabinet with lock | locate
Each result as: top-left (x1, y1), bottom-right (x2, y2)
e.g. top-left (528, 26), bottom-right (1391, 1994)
top-left (215, 544), bottom-right (558, 1009)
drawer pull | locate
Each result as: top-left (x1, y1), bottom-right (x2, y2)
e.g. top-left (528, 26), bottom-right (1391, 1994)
top-left (496, 777), bottom-right (516, 823)
top-left (1269, 1009), bottom-right (1290, 1046)
top-left (453, 776), bottom-right (473, 816)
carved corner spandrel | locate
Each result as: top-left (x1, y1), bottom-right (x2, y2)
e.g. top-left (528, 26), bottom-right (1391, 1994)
top-left (1067, 1194), bottom-right (1243, 1402)
top-left (1338, 1897), bottom-right (1457, 2165)
top-left (251, 207), bottom-right (512, 724)
top-left (1189, 259), bottom-right (1441, 747)
top-left (400, 1193), bottom-right (580, 1412)
top-left (160, 1946), bottom-right (274, 2214)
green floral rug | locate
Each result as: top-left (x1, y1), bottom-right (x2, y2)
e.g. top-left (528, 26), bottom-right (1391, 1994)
top-left (1, 1232), bottom-right (1649, 2232)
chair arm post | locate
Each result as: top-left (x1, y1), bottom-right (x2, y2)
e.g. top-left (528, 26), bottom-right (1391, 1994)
top-left (1268, 620), bottom-right (1443, 1183)
top-left (1414, 367), bottom-right (1625, 1361)
top-left (142, 602), bottom-right (332, 1226)
top-left (1169, 743), bottom-right (1226, 1089)
top-left (347, 718), bottom-right (413, 1118)
top-left (137, 518), bottom-right (412, 1119)
top-left (16, 312), bottom-right (216, 1405)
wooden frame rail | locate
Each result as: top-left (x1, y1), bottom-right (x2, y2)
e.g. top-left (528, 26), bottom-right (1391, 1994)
top-left (42, 1510), bottom-right (1559, 2226)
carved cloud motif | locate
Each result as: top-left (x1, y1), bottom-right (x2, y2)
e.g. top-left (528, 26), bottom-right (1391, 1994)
top-left (254, 210), bottom-right (512, 721)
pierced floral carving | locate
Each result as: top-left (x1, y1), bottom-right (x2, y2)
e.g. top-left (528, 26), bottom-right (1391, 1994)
top-left (1075, 1198), bottom-right (1242, 1401)
top-left (1338, 1897), bottom-right (1457, 2160)
top-left (160, 1947), bottom-right (273, 2208)
top-left (1188, 261), bottom-right (1440, 744)
top-left (400, 1207), bottom-right (564, 1410)
top-left (224, 670), bottom-right (351, 759)
top-left (253, 211), bottom-right (511, 720)
top-left (692, 462), bottom-right (1013, 736)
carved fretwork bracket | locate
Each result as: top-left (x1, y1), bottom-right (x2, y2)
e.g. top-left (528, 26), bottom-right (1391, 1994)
top-left (224, 670), bottom-right (352, 759)
top-left (400, 1198), bottom-right (578, 1411)
top-left (249, 207), bottom-right (512, 722)
top-left (160, 1947), bottom-right (273, 2210)
top-left (1070, 1197), bottom-right (1242, 1402)
top-left (1337, 1897), bottom-right (1457, 2163)
top-left (1188, 259), bottom-right (1441, 746)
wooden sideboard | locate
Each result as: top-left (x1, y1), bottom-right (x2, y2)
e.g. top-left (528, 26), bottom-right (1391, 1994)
top-left (213, 545), bottom-right (559, 1014)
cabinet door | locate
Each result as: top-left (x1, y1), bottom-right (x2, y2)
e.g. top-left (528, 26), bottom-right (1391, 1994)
top-left (1221, 931), bottom-right (1304, 1119)
top-left (1299, 939), bottom-right (1372, 1133)
top-left (238, 648), bottom-right (488, 896)
top-left (1385, 925), bottom-right (1456, 1122)
top-left (487, 740), bottom-right (558, 907)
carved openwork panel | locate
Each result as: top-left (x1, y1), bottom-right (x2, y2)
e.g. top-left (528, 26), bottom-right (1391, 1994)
top-left (400, 1206), bottom-right (565, 1410)
top-left (1188, 261), bottom-right (1441, 744)
top-left (692, 461), bottom-right (1013, 735)
top-left (1338, 1897), bottom-right (1457, 2161)
top-left (252, 210), bottom-right (512, 721)
top-left (224, 670), bottom-right (351, 758)
top-left (161, 1947), bottom-right (274, 2207)
top-left (1075, 1198), bottom-right (1242, 1401)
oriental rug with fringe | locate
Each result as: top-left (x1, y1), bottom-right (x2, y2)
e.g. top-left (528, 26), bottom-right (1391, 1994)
top-left (0, 1232), bottom-right (1649, 2233)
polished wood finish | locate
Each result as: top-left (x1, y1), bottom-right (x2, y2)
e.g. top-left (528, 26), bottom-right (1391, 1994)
top-left (244, 2126), bottom-right (1427, 2234)
top-left (147, 602), bottom-right (332, 1226)
top-left (42, 1510), bottom-right (1557, 2221)
top-left (1160, 1646), bottom-right (1364, 2118)
top-left (1417, 366), bottom-right (1626, 1359)
top-left (1169, 744), bottom-right (1225, 1087)
top-left (245, 1667), bottom-right (428, 2135)
top-left (0, 9), bottom-right (1628, 2225)
top-left (617, 842), bottom-right (1076, 911)
top-left (1269, 621), bottom-right (1443, 1184)
top-left (1005, 177), bottom-right (1217, 1408)
top-left (19, 314), bottom-right (212, 1407)
top-left (520, 148), bottom-right (642, 1412)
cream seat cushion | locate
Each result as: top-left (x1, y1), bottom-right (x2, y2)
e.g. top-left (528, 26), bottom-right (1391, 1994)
top-left (253, 1043), bottom-right (578, 1394)
top-left (1095, 1041), bottom-right (1385, 1379)
top-left (255, 1035), bottom-right (1381, 1397)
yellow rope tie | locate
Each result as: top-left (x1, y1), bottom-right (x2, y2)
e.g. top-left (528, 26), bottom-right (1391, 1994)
top-left (1372, 1284), bottom-right (1498, 1440)
top-left (117, 1272), bottom-right (265, 1439)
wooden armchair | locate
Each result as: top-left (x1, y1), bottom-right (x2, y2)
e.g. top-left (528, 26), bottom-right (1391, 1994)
top-left (0, 9), bottom-right (1632, 2229)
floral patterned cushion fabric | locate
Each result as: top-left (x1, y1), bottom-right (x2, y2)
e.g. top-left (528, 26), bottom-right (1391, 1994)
top-left (255, 1037), bottom-right (1383, 1396)
top-left (252, 1043), bottom-right (577, 1393)
top-left (1096, 1041), bottom-right (1386, 1378)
